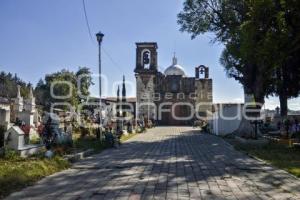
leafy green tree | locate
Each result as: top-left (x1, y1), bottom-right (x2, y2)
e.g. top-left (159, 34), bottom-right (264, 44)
top-left (178, 0), bottom-right (300, 134)
top-left (266, 0), bottom-right (300, 116)
top-left (0, 71), bottom-right (30, 99)
top-left (178, 0), bottom-right (266, 137)
top-left (76, 67), bottom-right (94, 102)
top-left (35, 67), bottom-right (93, 111)
top-left (178, 0), bottom-right (271, 104)
top-left (226, 0), bottom-right (300, 116)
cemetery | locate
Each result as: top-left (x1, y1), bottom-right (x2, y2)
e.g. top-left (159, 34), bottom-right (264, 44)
top-left (0, 44), bottom-right (299, 200)
top-left (0, 43), bottom-right (299, 200)
top-left (220, 105), bottom-right (300, 178)
top-left (1, 69), bottom-right (299, 200)
top-left (1, 0), bottom-right (300, 199)
top-left (0, 81), bottom-right (150, 198)
top-left (210, 103), bottom-right (300, 144)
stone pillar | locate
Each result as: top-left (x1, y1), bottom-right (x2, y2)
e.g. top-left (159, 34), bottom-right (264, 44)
top-left (24, 87), bottom-right (36, 113)
top-left (195, 79), bottom-right (213, 117)
top-left (14, 85), bottom-right (24, 112)
top-left (136, 74), bottom-right (156, 120)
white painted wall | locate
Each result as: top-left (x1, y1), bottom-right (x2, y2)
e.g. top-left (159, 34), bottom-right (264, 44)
top-left (211, 104), bottom-right (243, 136)
top-left (4, 126), bottom-right (25, 150)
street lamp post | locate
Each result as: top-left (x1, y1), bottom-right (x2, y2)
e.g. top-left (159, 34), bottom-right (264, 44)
top-left (96, 31), bottom-right (104, 141)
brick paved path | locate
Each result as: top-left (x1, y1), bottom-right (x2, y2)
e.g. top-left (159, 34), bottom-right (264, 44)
top-left (6, 127), bottom-right (300, 200)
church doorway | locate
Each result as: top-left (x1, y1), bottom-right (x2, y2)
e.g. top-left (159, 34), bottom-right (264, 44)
top-left (160, 104), bottom-right (193, 126)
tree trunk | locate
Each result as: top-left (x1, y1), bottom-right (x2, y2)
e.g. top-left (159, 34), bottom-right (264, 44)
top-left (279, 94), bottom-right (288, 117)
top-left (233, 117), bottom-right (256, 139)
top-left (233, 92), bottom-right (263, 139)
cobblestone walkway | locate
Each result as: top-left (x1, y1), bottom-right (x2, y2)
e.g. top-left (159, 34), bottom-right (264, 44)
top-left (6, 127), bottom-right (300, 200)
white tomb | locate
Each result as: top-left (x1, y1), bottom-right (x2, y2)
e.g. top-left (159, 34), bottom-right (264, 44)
top-left (12, 86), bottom-right (40, 140)
top-left (4, 126), bottom-right (25, 150)
top-left (15, 87), bottom-right (37, 127)
top-left (4, 126), bottom-right (43, 157)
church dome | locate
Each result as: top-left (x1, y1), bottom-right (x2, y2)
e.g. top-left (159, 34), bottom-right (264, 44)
top-left (164, 55), bottom-right (186, 76)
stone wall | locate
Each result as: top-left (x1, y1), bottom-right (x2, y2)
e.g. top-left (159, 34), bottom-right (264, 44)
top-left (136, 74), bottom-right (156, 119)
top-left (195, 79), bottom-right (213, 116)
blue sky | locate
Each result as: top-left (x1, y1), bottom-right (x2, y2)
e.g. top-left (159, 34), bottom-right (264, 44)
top-left (0, 0), bottom-right (299, 110)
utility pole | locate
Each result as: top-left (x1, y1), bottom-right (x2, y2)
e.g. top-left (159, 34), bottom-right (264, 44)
top-left (96, 31), bottom-right (104, 141)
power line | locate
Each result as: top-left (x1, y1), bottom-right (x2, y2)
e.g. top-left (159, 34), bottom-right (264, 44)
top-left (82, 0), bottom-right (94, 43)
top-left (81, 0), bottom-right (125, 74)
top-left (102, 48), bottom-right (124, 73)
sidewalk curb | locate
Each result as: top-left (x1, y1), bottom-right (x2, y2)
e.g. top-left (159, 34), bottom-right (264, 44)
top-left (63, 149), bottom-right (94, 163)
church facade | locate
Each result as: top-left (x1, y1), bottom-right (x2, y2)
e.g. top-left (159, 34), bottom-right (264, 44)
top-left (135, 42), bottom-right (212, 125)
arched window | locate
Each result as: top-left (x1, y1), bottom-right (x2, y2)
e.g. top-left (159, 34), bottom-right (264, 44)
top-left (196, 65), bottom-right (209, 79)
top-left (141, 49), bottom-right (151, 69)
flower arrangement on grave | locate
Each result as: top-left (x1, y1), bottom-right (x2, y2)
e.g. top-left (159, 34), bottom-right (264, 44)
top-left (20, 124), bottom-right (31, 135)
top-left (20, 124), bottom-right (31, 144)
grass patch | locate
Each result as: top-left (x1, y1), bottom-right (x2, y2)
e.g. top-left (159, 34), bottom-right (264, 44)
top-left (72, 131), bottom-right (139, 152)
top-left (0, 131), bottom-right (139, 198)
top-left (73, 136), bottom-right (107, 153)
top-left (0, 152), bottom-right (70, 199)
top-left (226, 138), bottom-right (300, 177)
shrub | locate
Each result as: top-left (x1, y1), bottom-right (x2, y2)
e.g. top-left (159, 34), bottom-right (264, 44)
top-left (30, 135), bottom-right (41, 144)
top-left (3, 148), bottom-right (19, 160)
top-left (79, 126), bottom-right (96, 138)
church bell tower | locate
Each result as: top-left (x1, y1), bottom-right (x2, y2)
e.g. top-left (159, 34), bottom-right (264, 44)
top-left (135, 42), bottom-right (158, 120)
top-left (135, 42), bottom-right (158, 73)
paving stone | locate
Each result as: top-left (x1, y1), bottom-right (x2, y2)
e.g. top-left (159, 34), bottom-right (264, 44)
top-left (166, 192), bottom-right (177, 200)
top-left (4, 127), bottom-right (300, 200)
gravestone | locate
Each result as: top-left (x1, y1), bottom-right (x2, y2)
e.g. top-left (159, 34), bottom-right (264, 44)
top-left (0, 108), bottom-right (10, 130)
top-left (0, 97), bottom-right (11, 130)
top-left (13, 86), bottom-right (40, 140)
top-left (24, 87), bottom-right (36, 113)
top-left (17, 87), bottom-right (36, 127)
top-left (43, 112), bottom-right (72, 145)
top-left (18, 112), bottom-right (34, 126)
top-left (12, 85), bottom-right (24, 122)
top-left (5, 126), bottom-right (25, 150)
top-left (4, 126), bottom-right (43, 157)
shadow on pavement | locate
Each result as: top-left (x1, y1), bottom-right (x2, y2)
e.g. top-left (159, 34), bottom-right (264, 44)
top-left (6, 127), bottom-right (300, 200)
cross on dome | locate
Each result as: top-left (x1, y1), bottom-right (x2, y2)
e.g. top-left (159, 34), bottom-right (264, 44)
top-left (172, 52), bottom-right (178, 65)
top-left (164, 53), bottom-right (186, 76)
